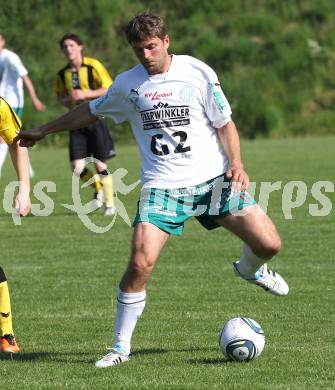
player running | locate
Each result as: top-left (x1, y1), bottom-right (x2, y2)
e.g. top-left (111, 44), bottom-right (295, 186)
top-left (18, 13), bottom-right (289, 367)
top-left (0, 96), bottom-right (31, 353)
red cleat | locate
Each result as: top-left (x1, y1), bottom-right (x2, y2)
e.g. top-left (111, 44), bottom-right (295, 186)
top-left (0, 334), bottom-right (20, 353)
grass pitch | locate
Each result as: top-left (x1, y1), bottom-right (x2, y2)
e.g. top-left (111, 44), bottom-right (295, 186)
top-left (0, 137), bottom-right (334, 389)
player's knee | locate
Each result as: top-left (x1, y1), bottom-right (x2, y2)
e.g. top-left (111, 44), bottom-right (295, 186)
top-left (129, 257), bottom-right (155, 277)
top-left (257, 236), bottom-right (281, 259)
top-left (72, 160), bottom-right (86, 176)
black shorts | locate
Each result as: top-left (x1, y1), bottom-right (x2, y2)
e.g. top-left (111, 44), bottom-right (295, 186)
top-left (69, 118), bottom-right (116, 162)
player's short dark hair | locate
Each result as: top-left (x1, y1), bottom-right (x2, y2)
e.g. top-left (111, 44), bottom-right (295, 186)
top-left (125, 13), bottom-right (167, 44)
top-left (59, 33), bottom-right (83, 49)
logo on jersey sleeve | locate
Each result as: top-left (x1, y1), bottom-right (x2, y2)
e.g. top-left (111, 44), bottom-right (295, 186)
top-left (126, 88), bottom-right (141, 111)
top-left (140, 102), bottom-right (190, 130)
top-left (209, 82), bottom-right (227, 112)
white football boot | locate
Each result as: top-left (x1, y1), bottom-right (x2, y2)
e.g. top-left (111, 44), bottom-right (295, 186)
top-left (95, 345), bottom-right (129, 368)
top-left (104, 206), bottom-right (116, 217)
top-left (233, 261), bottom-right (289, 296)
top-left (92, 189), bottom-right (104, 210)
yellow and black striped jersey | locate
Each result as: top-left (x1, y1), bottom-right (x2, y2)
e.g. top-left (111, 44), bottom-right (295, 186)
top-left (55, 56), bottom-right (112, 104)
top-left (0, 97), bottom-right (22, 144)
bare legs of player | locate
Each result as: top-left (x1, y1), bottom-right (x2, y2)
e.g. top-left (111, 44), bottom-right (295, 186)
top-left (97, 204), bottom-right (282, 367)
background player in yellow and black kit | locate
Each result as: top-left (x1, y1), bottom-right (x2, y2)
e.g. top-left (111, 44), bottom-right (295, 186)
top-left (0, 97), bottom-right (31, 353)
top-left (56, 33), bottom-right (116, 216)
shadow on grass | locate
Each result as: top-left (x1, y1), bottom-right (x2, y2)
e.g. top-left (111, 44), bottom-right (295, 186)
top-left (131, 346), bottom-right (216, 356)
top-left (131, 348), bottom-right (168, 356)
top-left (1, 351), bottom-right (94, 364)
top-left (188, 357), bottom-right (230, 365)
top-left (132, 347), bottom-right (228, 365)
top-left (1, 347), bottom-right (224, 365)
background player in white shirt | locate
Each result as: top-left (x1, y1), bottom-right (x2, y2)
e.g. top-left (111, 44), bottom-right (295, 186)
top-left (18, 13), bottom-right (289, 368)
top-left (0, 32), bottom-right (45, 177)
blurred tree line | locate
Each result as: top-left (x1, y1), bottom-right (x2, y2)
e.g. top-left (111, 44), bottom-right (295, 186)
top-left (1, 0), bottom-right (334, 145)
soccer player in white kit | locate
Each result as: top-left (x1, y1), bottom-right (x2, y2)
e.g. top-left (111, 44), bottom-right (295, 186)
top-left (0, 32), bottom-right (45, 177)
top-left (18, 13), bottom-right (289, 368)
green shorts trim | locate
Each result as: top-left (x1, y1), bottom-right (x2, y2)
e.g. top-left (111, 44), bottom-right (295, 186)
top-left (133, 173), bottom-right (256, 236)
top-left (12, 107), bottom-right (23, 120)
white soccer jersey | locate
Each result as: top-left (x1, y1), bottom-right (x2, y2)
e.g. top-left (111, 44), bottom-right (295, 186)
top-left (90, 55), bottom-right (232, 188)
top-left (0, 48), bottom-right (28, 108)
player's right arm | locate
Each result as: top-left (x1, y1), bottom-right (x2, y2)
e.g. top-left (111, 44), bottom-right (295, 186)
top-left (0, 97), bottom-right (31, 215)
top-left (8, 142), bottom-right (31, 216)
top-left (18, 102), bottom-right (97, 147)
top-left (55, 73), bottom-right (74, 109)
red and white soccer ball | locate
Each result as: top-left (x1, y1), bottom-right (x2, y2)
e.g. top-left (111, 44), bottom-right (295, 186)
top-left (219, 317), bottom-right (265, 361)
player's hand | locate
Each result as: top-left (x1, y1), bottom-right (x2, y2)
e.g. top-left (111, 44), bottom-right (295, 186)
top-left (16, 128), bottom-right (45, 147)
top-left (14, 193), bottom-right (31, 217)
top-left (226, 163), bottom-right (250, 192)
top-left (33, 98), bottom-right (46, 112)
top-left (71, 89), bottom-right (87, 101)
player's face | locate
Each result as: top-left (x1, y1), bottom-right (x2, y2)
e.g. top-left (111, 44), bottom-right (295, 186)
top-left (62, 39), bottom-right (83, 63)
top-left (132, 35), bottom-right (170, 75)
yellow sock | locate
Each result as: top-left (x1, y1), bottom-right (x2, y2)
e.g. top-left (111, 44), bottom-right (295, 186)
top-left (100, 174), bottom-right (115, 208)
top-left (0, 280), bottom-right (14, 336)
top-left (80, 168), bottom-right (102, 192)
top-left (93, 174), bottom-right (103, 192)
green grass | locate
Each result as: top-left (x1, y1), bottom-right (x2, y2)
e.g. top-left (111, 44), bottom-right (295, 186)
top-left (0, 137), bottom-right (334, 389)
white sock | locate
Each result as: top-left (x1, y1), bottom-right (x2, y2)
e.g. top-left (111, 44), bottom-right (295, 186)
top-left (0, 143), bottom-right (8, 176)
top-left (235, 243), bottom-right (266, 278)
top-left (113, 288), bottom-right (146, 355)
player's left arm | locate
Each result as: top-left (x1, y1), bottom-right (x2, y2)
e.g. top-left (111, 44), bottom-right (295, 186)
top-left (22, 74), bottom-right (46, 112)
top-left (71, 87), bottom-right (107, 101)
top-left (71, 60), bottom-right (112, 101)
top-left (8, 142), bottom-right (31, 216)
top-left (217, 121), bottom-right (249, 191)
top-left (201, 67), bottom-right (249, 191)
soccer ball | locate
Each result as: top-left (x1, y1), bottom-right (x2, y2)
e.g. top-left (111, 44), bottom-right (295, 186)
top-left (219, 317), bottom-right (265, 361)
